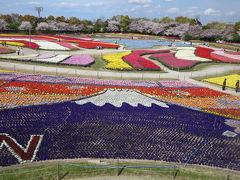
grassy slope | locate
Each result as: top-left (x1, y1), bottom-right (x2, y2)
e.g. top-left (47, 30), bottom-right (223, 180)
top-left (0, 161), bottom-right (239, 180)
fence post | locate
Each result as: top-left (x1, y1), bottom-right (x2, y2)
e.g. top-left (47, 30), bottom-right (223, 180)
top-left (172, 169), bottom-right (179, 180)
top-left (75, 69), bottom-right (77, 76)
top-left (225, 175), bottom-right (229, 180)
top-left (116, 158), bottom-right (119, 176)
top-left (13, 64), bottom-right (16, 71)
top-left (57, 163), bottom-right (60, 180)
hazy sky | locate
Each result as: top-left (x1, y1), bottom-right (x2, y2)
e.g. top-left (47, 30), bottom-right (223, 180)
top-left (0, 0), bottom-right (239, 24)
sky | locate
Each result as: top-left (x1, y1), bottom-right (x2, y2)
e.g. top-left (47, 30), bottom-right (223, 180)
top-left (0, 0), bottom-right (239, 24)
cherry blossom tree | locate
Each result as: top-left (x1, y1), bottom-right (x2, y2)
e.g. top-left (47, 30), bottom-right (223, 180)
top-left (201, 29), bottom-right (223, 40)
top-left (223, 25), bottom-right (234, 41)
top-left (164, 23), bottom-right (190, 38)
top-left (36, 22), bottom-right (49, 31)
top-left (0, 19), bottom-right (8, 31)
top-left (56, 22), bottom-right (69, 31)
top-left (18, 21), bottom-right (32, 31)
top-left (186, 25), bottom-right (203, 39)
top-left (107, 20), bottom-right (120, 32)
top-left (129, 19), bottom-right (166, 35)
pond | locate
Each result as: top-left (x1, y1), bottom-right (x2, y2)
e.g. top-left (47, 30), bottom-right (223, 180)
top-left (98, 38), bottom-right (192, 49)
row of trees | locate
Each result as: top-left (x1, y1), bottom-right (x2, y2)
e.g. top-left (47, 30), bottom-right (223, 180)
top-left (0, 13), bottom-right (240, 42)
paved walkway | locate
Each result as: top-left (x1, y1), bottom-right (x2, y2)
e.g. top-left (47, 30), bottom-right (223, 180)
top-left (1, 46), bottom-right (240, 97)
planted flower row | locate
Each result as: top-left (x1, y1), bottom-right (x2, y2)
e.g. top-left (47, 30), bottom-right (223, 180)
top-left (211, 51), bottom-right (240, 63)
top-left (150, 52), bottom-right (199, 70)
top-left (123, 50), bottom-right (167, 70)
top-left (203, 74), bottom-right (240, 89)
top-left (102, 51), bottom-right (133, 70)
top-left (195, 47), bottom-right (240, 63)
top-left (61, 55), bottom-right (95, 66)
top-left (77, 41), bottom-right (119, 49)
top-left (0, 46), bottom-right (15, 54)
top-left (0, 40), bottom-right (40, 49)
top-left (175, 47), bottom-right (211, 62)
top-left (0, 54), bottom-right (95, 66)
top-left (0, 34), bottom-right (119, 50)
top-left (0, 72), bottom-right (239, 119)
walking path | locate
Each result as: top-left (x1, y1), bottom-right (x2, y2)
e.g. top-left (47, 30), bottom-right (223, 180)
top-left (1, 46), bottom-right (240, 97)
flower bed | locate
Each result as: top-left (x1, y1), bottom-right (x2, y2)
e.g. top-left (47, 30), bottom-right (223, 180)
top-left (61, 55), bottom-right (95, 66)
top-left (211, 51), bottom-right (240, 63)
top-left (150, 52), bottom-right (198, 70)
top-left (0, 83), bottom-right (239, 170)
top-left (175, 47), bottom-right (211, 62)
top-left (1, 72), bottom-right (239, 120)
top-left (78, 41), bottom-right (119, 49)
top-left (195, 47), bottom-right (221, 61)
top-left (0, 35), bottom-right (118, 50)
top-left (0, 46), bottom-right (15, 54)
top-left (32, 55), bottom-right (71, 63)
top-left (54, 41), bottom-right (79, 49)
top-left (103, 52), bottom-right (133, 70)
top-left (0, 40), bottom-right (40, 49)
top-left (123, 50), bottom-right (165, 70)
top-left (20, 54), bottom-right (56, 60)
top-left (203, 74), bottom-right (240, 88)
top-left (33, 41), bottom-right (70, 50)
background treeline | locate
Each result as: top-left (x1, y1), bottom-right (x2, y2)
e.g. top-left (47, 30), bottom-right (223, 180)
top-left (0, 13), bottom-right (240, 42)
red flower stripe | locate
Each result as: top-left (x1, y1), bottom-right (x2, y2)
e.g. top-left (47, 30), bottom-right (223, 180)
top-left (123, 50), bottom-right (167, 70)
top-left (195, 47), bottom-right (221, 61)
top-left (210, 52), bottom-right (240, 63)
top-left (0, 81), bottom-right (227, 97)
top-left (151, 52), bottom-right (198, 68)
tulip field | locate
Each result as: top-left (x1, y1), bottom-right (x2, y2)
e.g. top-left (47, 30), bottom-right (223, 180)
top-left (0, 34), bottom-right (119, 50)
top-left (0, 33), bottom-right (240, 172)
top-left (0, 72), bottom-right (239, 171)
top-left (203, 73), bottom-right (240, 88)
top-left (0, 54), bottom-right (95, 66)
top-left (1, 34), bottom-right (240, 71)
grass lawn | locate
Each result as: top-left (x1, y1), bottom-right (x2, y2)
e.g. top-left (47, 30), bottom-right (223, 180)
top-left (0, 160), bottom-right (239, 180)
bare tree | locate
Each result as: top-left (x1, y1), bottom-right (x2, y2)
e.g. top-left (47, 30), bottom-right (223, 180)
top-left (35, 7), bottom-right (43, 19)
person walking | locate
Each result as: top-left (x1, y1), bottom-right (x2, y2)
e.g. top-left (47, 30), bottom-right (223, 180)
top-left (236, 80), bottom-right (239, 92)
top-left (222, 78), bottom-right (227, 91)
top-left (16, 47), bottom-right (20, 55)
top-left (20, 47), bottom-right (24, 55)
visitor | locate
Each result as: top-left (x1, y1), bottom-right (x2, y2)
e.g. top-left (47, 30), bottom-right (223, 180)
top-left (16, 47), bottom-right (20, 55)
top-left (236, 80), bottom-right (239, 93)
top-left (20, 47), bottom-right (24, 55)
top-left (222, 78), bottom-right (227, 91)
